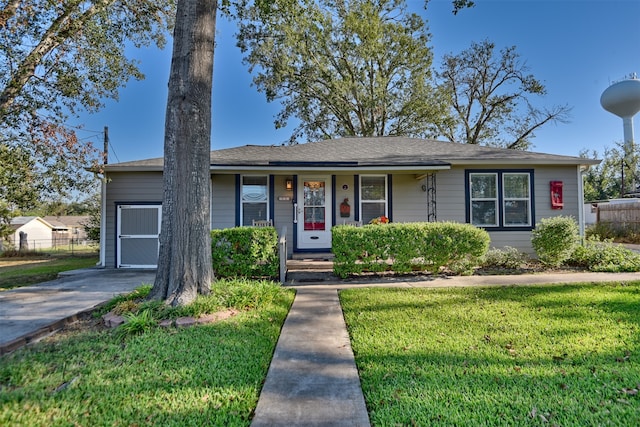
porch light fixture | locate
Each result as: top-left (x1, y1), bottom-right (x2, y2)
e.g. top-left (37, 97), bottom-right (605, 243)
top-left (285, 178), bottom-right (293, 190)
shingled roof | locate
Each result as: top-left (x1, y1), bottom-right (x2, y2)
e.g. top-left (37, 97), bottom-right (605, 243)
top-left (104, 137), bottom-right (599, 172)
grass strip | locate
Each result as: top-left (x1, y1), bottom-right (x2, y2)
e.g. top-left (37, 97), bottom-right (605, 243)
top-left (0, 255), bottom-right (99, 290)
top-left (340, 282), bottom-right (640, 426)
top-left (0, 280), bottom-right (295, 426)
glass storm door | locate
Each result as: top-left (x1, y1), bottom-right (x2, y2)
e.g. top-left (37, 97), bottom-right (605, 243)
top-left (297, 177), bottom-right (332, 250)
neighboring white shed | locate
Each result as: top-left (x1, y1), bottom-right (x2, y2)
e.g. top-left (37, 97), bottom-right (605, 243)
top-left (583, 203), bottom-right (598, 226)
top-left (8, 217), bottom-right (55, 250)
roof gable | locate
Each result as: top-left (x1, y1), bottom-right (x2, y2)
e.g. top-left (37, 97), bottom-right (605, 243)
top-left (10, 216), bottom-right (54, 230)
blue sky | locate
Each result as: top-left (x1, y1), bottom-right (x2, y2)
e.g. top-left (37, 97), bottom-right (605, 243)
top-left (74, 0), bottom-right (640, 163)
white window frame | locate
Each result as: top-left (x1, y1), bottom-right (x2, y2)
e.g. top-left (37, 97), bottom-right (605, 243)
top-left (467, 170), bottom-right (534, 230)
top-left (360, 174), bottom-right (388, 224)
top-left (469, 172), bottom-right (499, 227)
top-left (502, 172), bottom-right (532, 227)
top-left (240, 175), bottom-right (269, 226)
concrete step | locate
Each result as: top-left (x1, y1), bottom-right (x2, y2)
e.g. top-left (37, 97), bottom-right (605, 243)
top-left (286, 258), bottom-right (336, 283)
top-left (286, 269), bottom-right (337, 283)
top-left (287, 260), bottom-right (334, 271)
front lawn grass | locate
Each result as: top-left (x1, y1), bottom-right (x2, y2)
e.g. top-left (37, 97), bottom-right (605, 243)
top-left (0, 280), bottom-right (295, 426)
top-left (0, 253), bottom-right (99, 290)
top-left (341, 282), bottom-right (640, 426)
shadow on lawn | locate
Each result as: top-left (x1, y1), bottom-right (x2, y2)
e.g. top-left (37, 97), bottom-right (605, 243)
top-left (357, 348), bottom-right (639, 426)
top-left (0, 300), bottom-right (292, 426)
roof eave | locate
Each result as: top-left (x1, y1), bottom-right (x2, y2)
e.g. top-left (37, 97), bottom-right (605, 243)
top-left (209, 164), bottom-right (452, 173)
top-left (447, 159), bottom-right (601, 166)
top-left (104, 165), bottom-right (164, 172)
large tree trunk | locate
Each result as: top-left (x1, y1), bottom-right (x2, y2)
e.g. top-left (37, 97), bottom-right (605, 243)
top-left (149, 0), bottom-right (216, 306)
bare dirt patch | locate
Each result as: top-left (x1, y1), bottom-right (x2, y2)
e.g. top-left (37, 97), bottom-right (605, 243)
top-left (48, 308), bottom-right (243, 341)
top-left (196, 308), bottom-right (240, 324)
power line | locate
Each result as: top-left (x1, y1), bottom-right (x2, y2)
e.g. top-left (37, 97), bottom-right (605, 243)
top-left (109, 141), bottom-right (120, 163)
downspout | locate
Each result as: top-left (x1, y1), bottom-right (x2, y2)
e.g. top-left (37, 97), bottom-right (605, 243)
top-left (98, 175), bottom-right (106, 267)
top-left (99, 127), bottom-right (108, 267)
top-left (577, 165), bottom-right (586, 240)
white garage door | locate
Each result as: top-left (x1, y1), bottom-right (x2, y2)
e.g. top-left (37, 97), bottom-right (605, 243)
top-left (117, 205), bottom-right (161, 268)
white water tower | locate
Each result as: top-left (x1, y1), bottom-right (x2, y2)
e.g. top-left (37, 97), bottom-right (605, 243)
top-left (600, 74), bottom-right (640, 196)
top-left (600, 74), bottom-right (640, 146)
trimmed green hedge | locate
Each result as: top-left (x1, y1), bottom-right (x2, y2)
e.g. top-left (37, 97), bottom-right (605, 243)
top-left (531, 216), bottom-right (579, 267)
top-left (332, 222), bottom-right (490, 278)
top-left (211, 227), bottom-right (279, 279)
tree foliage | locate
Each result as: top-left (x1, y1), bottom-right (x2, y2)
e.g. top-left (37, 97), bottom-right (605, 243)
top-left (1, 0), bottom-right (174, 126)
top-left (80, 192), bottom-right (102, 242)
top-left (0, 0), bottom-right (175, 225)
top-left (233, 0), bottom-right (450, 143)
top-left (0, 144), bottom-right (39, 239)
top-left (581, 143), bottom-right (640, 201)
top-left (435, 39), bottom-right (571, 150)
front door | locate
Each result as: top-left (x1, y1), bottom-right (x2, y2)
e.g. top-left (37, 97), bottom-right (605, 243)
top-left (297, 176), bottom-right (332, 250)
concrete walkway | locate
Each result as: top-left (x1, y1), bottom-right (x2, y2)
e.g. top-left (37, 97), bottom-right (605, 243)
top-left (251, 287), bottom-right (370, 427)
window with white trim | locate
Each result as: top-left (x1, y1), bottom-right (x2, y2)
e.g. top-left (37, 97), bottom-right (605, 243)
top-left (360, 175), bottom-right (387, 224)
top-left (503, 173), bottom-right (531, 226)
top-left (467, 170), bottom-right (533, 229)
top-left (241, 175), bottom-right (268, 226)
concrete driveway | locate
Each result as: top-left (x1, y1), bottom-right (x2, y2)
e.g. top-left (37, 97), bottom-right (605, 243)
top-left (0, 268), bottom-right (156, 354)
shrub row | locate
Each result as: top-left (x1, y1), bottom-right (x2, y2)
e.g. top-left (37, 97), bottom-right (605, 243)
top-left (481, 246), bottom-right (529, 270)
top-left (332, 222), bottom-right (490, 278)
top-left (570, 236), bottom-right (640, 272)
top-left (210, 227), bottom-right (279, 279)
top-left (532, 215), bottom-right (640, 272)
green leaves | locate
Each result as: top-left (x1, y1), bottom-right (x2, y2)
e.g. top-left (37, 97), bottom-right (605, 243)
top-left (0, 1), bottom-right (176, 221)
top-left (235, 0), bottom-right (446, 143)
top-left (435, 39), bottom-right (571, 149)
top-left (115, 309), bottom-right (156, 339)
top-left (531, 216), bottom-right (579, 267)
top-left (210, 227), bottom-right (280, 279)
top-left (569, 236), bottom-right (640, 272)
top-left (332, 221), bottom-right (490, 277)
top-left (1, 0), bottom-right (174, 123)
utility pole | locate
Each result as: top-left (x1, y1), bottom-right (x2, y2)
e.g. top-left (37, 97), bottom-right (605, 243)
top-left (621, 158), bottom-right (625, 198)
top-left (103, 126), bottom-right (109, 165)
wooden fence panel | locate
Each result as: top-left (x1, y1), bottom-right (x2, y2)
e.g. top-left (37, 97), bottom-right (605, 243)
top-left (598, 201), bottom-right (640, 225)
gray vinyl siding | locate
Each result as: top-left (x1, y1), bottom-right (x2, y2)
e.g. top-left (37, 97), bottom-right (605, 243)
top-left (486, 231), bottom-right (536, 254)
top-left (211, 175), bottom-right (296, 255)
top-left (532, 165), bottom-right (580, 220)
top-left (334, 175), bottom-right (356, 223)
top-left (274, 175), bottom-right (295, 256)
top-left (104, 172), bottom-right (163, 268)
top-left (104, 164), bottom-right (583, 264)
top-left (211, 174), bottom-right (236, 229)
top-left (391, 174), bottom-right (429, 223)
top-left (435, 168), bottom-right (467, 223)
